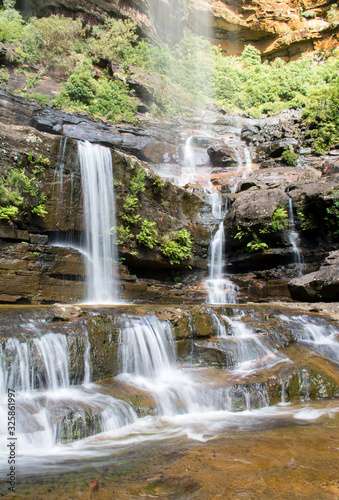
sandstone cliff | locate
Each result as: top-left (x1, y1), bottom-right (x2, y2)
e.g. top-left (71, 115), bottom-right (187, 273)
top-left (16, 0), bottom-right (339, 60)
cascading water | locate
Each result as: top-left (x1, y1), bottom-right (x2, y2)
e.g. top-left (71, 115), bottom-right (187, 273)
top-left (287, 196), bottom-right (304, 275)
top-left (1, 310), bottom-right (339, 475)
top-left (78, 141), bottom-right (120, 304)
top-left (0, 325), bottom-right (137, 464)
top-left (279, 314), bottom-right (339, 363)
top-left (206, 193), bottom-right (237, 304)
top-left (214, 312), bottom-right (287, 373)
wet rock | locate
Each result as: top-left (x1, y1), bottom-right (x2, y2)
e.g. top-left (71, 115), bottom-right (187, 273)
top-left (0, 241), bottom-right (85, 304)
top-left (29, 234), bottom-right (48, 245)
top-left (48, 303), bottom-right (82, 322)
top-left (289, 250), bottom-right (339, 301)
top-left (207, 144), bottom-right (238, 168)
top-left (85, 315), bottom-right (121, 380)
top-left (225, 187), bottom-right (288, 249)
top-left (0, 226), bottom-right (29, 241)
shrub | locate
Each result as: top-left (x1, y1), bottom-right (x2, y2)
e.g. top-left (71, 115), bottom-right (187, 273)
top-left (272, 207), bottom-right (288, 231)
top-left (0, 0), bottom-right (23, 44)
top-left (161, 228), bottom-right (193, 265)
top-left (136, 219), bottom-right (159, 249)
top-left (0, 158), bottom-right (48, 223)
top-left (21, 15), bottom-right (83, 74)
top-left (281, 146), bottom-right (298, 166)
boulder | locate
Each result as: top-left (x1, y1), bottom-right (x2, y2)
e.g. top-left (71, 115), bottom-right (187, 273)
top-left (289, 250), bottom-right (339, 301)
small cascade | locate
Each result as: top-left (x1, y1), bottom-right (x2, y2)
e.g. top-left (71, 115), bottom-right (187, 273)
top-left (244, 146), bottom-right (253, 173)
top-left (118, 314), bottom-right (271, 418)
top-left (206, 193), bottom-right (237, 304)
top-left (212, 312), bottom-right (287, 373)
top-left (78, 141), bottom-right (119, 304)
top-left (279, 314), bottom-right (339, 363)
top-left (1, 333), bottom-right (70, 394)
top-left (287, 196), bottom-right (304, 275)
top-left (118, 315), bottom-right (211, 416)
top-left (0, 328), bottom-right (137, 459)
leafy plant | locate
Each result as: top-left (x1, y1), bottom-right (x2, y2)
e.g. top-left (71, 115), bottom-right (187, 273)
top-left (153, 177), bottom-right (165, 194)
top-left (129, 165), bottom-right (146, 195)
top-left (272, 207), bottom-right (288, 231)
top-left (281, 146), bottom-right (298, 166)
top-left (324, 200), bottom-right (339, 239)
top-left (117, 225), bottom-right (133, 244)
top-left (0, 154), bottom-right (48, 223)
top-left (161, 228), bottom-right (193, 265)
top-left (246, 234), bottom-right (269, 252)
top-left (296, 207), bottom-right (317, 231)
top-left (136, 219), bottom-right (159, 249)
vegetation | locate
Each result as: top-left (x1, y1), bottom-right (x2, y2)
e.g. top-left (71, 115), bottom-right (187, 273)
top-left (281, 146), bottom-right (298, 166)
top-left (234, 227), bottom-right (270, 253)
top-left (0, 154), bottom-right (48, 222)
top-left (234, 207), bottom-right (288, 253)
top-left (161, 229), bottom-right (193, 265)
top-left (136, 219), bottom-right (159, 249)
top-left (1, 3), bottom-right (339, 149)
top-left (272, 207), bottom-right (288, 231)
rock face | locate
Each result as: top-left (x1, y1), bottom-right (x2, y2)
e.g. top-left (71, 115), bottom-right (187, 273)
top-left (16, 0), bottom-right (339, 60)
top-left (289, 250), bottom-right (339, 301)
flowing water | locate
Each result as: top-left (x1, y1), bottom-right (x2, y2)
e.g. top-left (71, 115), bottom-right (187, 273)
top-left (287, 196), bottom-right (304, 275)
top-left (205, 193), bottom-right (237, 304)
top-left (78, 141), bottom-right (120, 304)
top-left (1, 308), bottom-right (338, 478)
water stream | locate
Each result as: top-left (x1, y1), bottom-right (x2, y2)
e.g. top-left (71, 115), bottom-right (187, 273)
top-left (287, 196), bottom-right (304, 275)
top-left (1, 309), bottom-right (338, 476)
top-left (78, 141), bottom-right (120, 304)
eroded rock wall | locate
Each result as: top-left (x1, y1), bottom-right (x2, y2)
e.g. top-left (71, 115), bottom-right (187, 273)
top-left (16, 0), bottom-right (339, 60)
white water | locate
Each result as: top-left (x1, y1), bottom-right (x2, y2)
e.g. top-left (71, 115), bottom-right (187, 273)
top-left (206, 193), bottom-right (237, 304)
top-left (78, 141), bottom-right (120, 304)
top-left (287, 196), bottom-right (304, 275)
top-left (279, 314), bottom-right (339, 363)
top-left (1, 312), bottom-right (339, 474)
top-left (212, 312), bottom-right (287, 373)
top-left (0, 327), bottom-right (137, 463)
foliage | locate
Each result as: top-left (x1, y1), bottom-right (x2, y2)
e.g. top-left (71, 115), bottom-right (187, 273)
top-left (327, 4), bottom-right (339, 23)
top-left (55, 60), bottom-right (137, 122)
top-left (21, 15), bottom-right (83, 74)
top-left (14, 91), bottom-right (52, 104)
top-left (0, 154), bottom-right (48, 222)
top-left (136, 219), bottom-right (159, 249)
top-left (272, 207), bottom-right (288, 231)
top-left (161, 228), bottom-right (193, 265)
top-left (117, 225), bottom-right (133, 244)
top-left (129, 165), bottom-right (146, 195)
top-left (234, 226), bottom-right (270, 253)
top-left (88, 18), bottom-right (138, 62)
top-left (296, 207), bottom-right (318, 231)
top-left (303, 83), bottom-right (339, 153)
top-left (246, 234), bottom-right (269, 252)
top-left (153, 177), bottom-right (165, 194)
top-left (0, 1), bottom-right (23, 43)
top-left (324, 200), bottom-right (339, 239)
top-left (281, 146), bottom-right (298, 166)
top-left (4, 4), bottom-right (339, 123)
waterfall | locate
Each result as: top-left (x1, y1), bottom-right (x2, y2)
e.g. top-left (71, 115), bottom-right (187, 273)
top-left (212, 312), bottom-right (287, 373)
top-left (78, 141), bottom-right (120, 304)
top-left (118, 315), bottom-right (212, 416)
top-left (279, 314), bottom-right (339, 363)
top-left (287, 196), bottom-right (304, 275)
top-left (0, 328), bottom-right (137, 458)
top-left (206, 193), bottom-right (237, 304)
